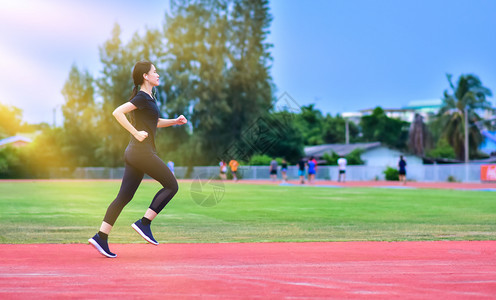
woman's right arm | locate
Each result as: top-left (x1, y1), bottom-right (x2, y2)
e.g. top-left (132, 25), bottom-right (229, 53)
top-left (112, 102), bottom-right (148, 142)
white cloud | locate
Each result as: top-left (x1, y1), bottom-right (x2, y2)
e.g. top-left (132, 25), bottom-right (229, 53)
top-left (0, 43), bottom-right (66, 124)
top-left (1, 0), bottom-right (116, 44)
top-left (0, 0), bottom-right (170, 124)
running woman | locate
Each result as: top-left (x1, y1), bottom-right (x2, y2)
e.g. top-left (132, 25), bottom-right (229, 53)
top-left (89, 61), bottom-right (187, 258)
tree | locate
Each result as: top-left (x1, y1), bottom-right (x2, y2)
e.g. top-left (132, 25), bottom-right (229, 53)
top-left (226, 0), bottom-right (274, 146)
top-left (360, 107), bottom-right (409, 150)
top-left (294, 104), bottom-right (324, 145)
top-left (0, 102), bottom-right (24, 139)
top-left (163, 1), bottom-right (230, 166)
top-left (60, 65), bottom-right (100, 166)
top-left (425, 138), bottom-right (456, 159)
top-left (162, 0), bottom-right (274, 165)
top-left (438, 74), bottom-right (493, 160)
top-left (95, 22), bottom-right (172, 167)
top-left (0, 103), bottom-right (64, 178)
top-left (22, 127), bottom-right (71, 178)
top-left (323, 149), bottom-right (365, 165)
top-left (96, 24), bottom-right (137, 167)
top-left (408, 113), bottom-right (432, 156)
top-left (262, 111), bottom-right (304, 163)
top-left (322, 114), bottom-right (360, 144)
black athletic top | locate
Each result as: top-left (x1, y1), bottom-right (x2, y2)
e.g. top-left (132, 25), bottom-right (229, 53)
top-left (298, 159), bottom-right (306, 171)
top-left (128, 91), bottom-right (160, 152)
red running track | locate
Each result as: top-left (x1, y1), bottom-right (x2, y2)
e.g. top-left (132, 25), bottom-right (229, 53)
top-left (1, 241), bottom-right (495, 299)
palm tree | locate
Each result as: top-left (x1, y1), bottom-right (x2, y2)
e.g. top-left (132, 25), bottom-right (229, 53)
top-left (296, 104), bottom-right (324, 145)
top-left (408, 113), bottom-right (432, 156)
top-left (438, 74), bottom-right (492, 160)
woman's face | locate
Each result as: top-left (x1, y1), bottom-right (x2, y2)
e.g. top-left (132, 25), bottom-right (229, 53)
top-left (145, 64), bottom-right (160, 86)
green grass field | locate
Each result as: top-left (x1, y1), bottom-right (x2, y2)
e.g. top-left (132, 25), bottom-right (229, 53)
top-left (0, 180), bottom-right (495, 244)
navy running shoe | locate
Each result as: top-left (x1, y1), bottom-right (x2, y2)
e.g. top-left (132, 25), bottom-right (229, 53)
top-left (132, 219), bottom-right (159, 245)
top-left (88, 233), bottom-right (117, 258)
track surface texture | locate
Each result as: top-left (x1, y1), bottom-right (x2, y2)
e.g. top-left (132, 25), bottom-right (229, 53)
top-left (1, 241), bottom-right (495, 299)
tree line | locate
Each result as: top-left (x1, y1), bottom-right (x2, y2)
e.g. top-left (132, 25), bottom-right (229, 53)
top-left (0, 0), bottom-right (494, 178)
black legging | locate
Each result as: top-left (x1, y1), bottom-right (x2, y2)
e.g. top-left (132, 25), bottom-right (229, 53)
top-left (103, 148), bottom-right (178, 226)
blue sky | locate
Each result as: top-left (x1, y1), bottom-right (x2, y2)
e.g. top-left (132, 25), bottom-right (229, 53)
top-left (0, 0), bottom-right (495, 124)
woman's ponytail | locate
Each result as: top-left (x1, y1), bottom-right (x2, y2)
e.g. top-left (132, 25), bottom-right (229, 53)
top-left (128, 85), bottom-right (139, 125)
top-left (128, 61), bottom-right (152, 125)
top-left (128, 84), bottom-right (139, 101)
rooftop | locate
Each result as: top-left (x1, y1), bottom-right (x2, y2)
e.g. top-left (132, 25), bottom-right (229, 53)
top-left (304, 142), bottom-right (382, 157)
top-left (403, 99), bottom-right (442, 110)
top-left (0, 136), bottom-right (33, 147)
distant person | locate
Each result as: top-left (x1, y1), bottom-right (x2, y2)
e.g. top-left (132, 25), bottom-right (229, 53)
top-left (308, 156), bottom-right (316, 183)
top-left (219, 160), bottom-right (227, 180)
top-left (398, 155), bottom-right (407, 184)
top-left (167, 160), bottom-right (175, 176)
top-left (229, 159), bottom-right (239, 181)
top-left (88, 61), bottom-right (188, 258)
top-left (310, 156), bottom-right (318, 172)
top-left (281, 159), bottom-right (288, 182)
top-left (298, 158), bottom-right (306, 184)
top-left (337, 155), bottom-right (347, 182)
top-left (269, 158), bottom-right (278, 181)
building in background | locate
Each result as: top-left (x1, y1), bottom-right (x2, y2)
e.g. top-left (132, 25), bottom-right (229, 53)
top-left (0, 136), bottom-right (32, 148)
top-left (304, 142), bottom-right (423, 167)
top-left (402, 99), bottom-right (443, 121)
top-left (342, 99), bottom-right (442, 124)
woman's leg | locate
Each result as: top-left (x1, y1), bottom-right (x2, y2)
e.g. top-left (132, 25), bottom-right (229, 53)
top-left (89, 161), bottom-right (144, 258)
top-left (103, 162), bottom-right (144, 227)
top-left (138, 153), bottom-right (178, 214)
top-left (127, 153), bottom-right (178, 245)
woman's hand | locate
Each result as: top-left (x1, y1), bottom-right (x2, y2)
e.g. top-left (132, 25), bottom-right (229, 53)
top-left (134, 131), bottom-right (149, 142)
top-left (176, 115), bottom-right (188, 125)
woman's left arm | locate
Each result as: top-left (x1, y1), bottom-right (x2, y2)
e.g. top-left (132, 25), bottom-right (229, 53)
top-left (157, 115), bottom-right (188, 128)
